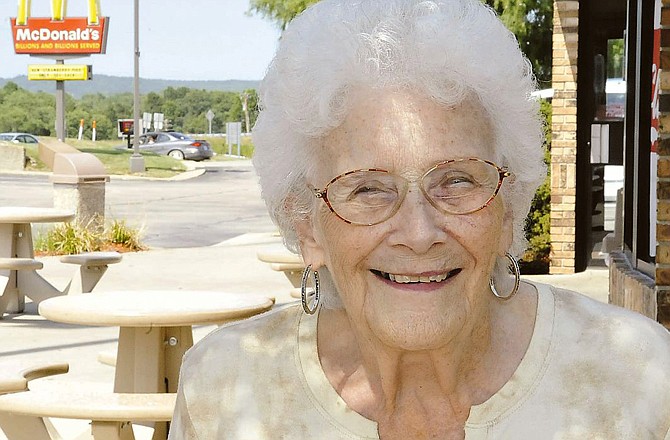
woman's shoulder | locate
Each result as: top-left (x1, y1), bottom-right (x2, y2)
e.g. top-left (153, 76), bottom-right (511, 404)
top-left (181, 302), bottom-right (303, 373)
top-left (549, 284), bottom-right (670, 345)
top-left (541, 283), bottom-right (670, 377)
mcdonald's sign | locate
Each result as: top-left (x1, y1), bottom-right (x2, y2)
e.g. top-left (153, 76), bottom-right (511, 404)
top-left (10, 0), bottom-right (109, 55)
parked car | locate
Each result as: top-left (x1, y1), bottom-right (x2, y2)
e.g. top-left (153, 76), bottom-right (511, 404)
top-left (131, 132), bottom-right (214, 161)
top-left (0, 133), bottom-right (39, 144)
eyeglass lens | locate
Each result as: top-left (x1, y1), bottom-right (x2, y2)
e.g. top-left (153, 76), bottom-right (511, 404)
top-left (325, 160), bottom-right (502, 225)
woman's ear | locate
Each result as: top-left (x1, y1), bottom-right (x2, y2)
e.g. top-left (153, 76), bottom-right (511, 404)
top-left (497, 207), bottom-right (514, 256)
top-left (295, 217), bottom-right (326, 269)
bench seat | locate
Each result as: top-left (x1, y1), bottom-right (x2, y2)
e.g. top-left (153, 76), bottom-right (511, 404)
top-left (0, 391), bottom-right (176, 422)
top-left (59, 252), bottom-right (123, 295)
top-left (60, 252), bottom-right (123, 267)
top-left (0, 363), bottom-right (69, 394)
top-left (269, 262), bottom-right (304, 272)
top-left (0, 258), bottom-right (43, 271)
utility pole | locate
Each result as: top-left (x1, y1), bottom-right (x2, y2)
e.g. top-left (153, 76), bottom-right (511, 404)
top-left (241, 92), bottom-right (250, 134)
top-left (129, 0), bottom-right (145, 173)
top-left (55, 59), bottom-right (65, 140)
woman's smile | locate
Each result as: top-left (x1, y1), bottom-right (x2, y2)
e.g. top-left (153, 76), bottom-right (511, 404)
top-left (371, 268), bottom-right (462, 291)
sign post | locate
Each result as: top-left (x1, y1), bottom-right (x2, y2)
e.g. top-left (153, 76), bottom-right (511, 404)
top-left (129, 0), bottom-right (145, 173)
top-left (55, 59), bottom-right (65, 140)
top-left (11, 0), bottom-right (109, 141)
top-left (153, 113), bottom-right (164, 131)
top-left (226, 122), bottom-right (242, 156)
top-left (206, 109), bottom-right (215, 134)
top-left (142, 112), bottom-right (152, 133)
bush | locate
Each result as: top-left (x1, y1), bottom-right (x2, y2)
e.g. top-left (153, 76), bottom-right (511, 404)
top-left (106, 219), bottom-right (146, 251)
top-left (35, 218), bottom-right (145, 255)
top-left (520, 99), bottom-right (552, 274)
top-left (35, 221), bottom-right (102, 255)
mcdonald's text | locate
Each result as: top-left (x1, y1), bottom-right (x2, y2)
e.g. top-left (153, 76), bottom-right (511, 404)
top-left (10, 17), bottom-right (109, 55)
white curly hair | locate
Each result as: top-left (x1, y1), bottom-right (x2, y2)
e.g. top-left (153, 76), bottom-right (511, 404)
top-left (252, 0), bottom-right (546, 301)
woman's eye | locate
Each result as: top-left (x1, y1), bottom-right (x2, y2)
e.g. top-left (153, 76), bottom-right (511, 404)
top-left (347, 184), bottom-right (396, 203)
top-left (350, 185), bottom-right (386, 197)
top-left (443, 174), bottom-right (476, 187)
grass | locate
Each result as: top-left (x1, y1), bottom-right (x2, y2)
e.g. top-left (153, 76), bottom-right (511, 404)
top-left (200, 135), bottom-right (254, 159)
top-left (68, 138), bottom-right (188, 178)
top-left (35, 218), bottom-right (146, 255)
top-left (23, 135), bottom-right (255, 177)
top-left (24, 137), bottom-right (187, 178)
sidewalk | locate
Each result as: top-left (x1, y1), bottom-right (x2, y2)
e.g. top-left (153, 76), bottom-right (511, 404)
top-left (0, 231), bottom-right (610, 439)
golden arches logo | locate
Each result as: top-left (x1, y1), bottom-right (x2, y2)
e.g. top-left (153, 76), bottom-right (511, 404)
top-left (16, 0), bottom-right (101, 26)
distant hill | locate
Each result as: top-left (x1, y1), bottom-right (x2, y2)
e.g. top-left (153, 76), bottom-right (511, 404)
top-left (0, 75), bottom-right (260, 97)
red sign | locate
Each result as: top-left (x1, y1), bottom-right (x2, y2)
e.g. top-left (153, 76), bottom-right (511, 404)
top-left (10, 17), bottom-right (109, 55)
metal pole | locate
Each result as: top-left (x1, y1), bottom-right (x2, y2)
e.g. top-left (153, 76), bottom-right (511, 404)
top-left (129, 0), bottom-right (145, 173)
top-left (55, 60), bottom-right (65, 141)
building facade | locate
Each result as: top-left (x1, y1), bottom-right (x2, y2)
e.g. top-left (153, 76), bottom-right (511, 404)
top-left (551, 0), bottom-right (670, 328)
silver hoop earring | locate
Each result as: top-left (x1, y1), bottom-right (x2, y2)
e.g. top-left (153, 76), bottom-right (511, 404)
top-left (489, 252), bottom-right (520, 301)
top-left (301, 264), bottom-right (320, 315)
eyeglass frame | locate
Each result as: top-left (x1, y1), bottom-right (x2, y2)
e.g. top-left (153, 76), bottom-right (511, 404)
top-left (310, 157), bottom-right (513, 226)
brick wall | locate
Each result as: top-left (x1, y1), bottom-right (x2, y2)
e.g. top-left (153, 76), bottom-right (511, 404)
top-left (550, 1), bottom-right (579, 274)
top-left (609, 0), bottom-right (670, 329)
top-left (656, 0), bottom-right (670, 328)
top-left (609, 251), bottom-right (657, 319)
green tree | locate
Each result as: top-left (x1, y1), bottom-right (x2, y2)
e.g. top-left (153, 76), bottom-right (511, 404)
top-left (521, 98), bottom-right (552, 273)
top-left (249, 0), bottom-right (553, 85)
top-left (484, 0), bottom-right (553, 86)
top-left (248, 0), bottom-right (319, 30)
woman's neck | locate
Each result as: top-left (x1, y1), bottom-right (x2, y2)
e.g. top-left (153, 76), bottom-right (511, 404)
top-left (316, 283), bottom-right (537, 438)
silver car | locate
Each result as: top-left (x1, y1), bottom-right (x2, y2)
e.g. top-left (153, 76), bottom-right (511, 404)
top-left (136, 132), bottom-right (214, 161)
top-left (0, 133), bottom-right (39, 144)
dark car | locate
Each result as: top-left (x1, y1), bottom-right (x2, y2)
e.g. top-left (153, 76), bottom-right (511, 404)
top-left (0, 133), bottom-right (39, 144)
top-left (134, 132), bottom-right (214, 161)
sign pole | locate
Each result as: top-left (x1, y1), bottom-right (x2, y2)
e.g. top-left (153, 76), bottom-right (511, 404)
top-left (55, 59), bottom-right (65, 140)
top-left (129, 0), bottom-right (145, 173)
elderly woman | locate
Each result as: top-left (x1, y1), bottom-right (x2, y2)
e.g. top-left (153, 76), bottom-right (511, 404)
top-left (169, 0), bottom-right (670, 438)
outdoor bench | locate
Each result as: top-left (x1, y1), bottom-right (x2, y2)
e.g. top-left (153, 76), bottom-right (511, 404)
top-left (0, 258), bottom-right (45, 313)
top-left (0, 362), bottom-right (69, 394)
top-left (0, 360), bottom-right (175, 440)
top-left (0, 258), bottom-right (43, 271)
top-left (0, 389), bottom-right (176, 440)
top-left (60, 251), bottom-right (123, 294)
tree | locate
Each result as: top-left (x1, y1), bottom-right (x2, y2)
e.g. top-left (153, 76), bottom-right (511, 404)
top-left (249, 0), bottom-right (553, 85)
top-left (248, 0), bottom-right (319, 30)
top-left (484, 0), bottom-right (553, 86)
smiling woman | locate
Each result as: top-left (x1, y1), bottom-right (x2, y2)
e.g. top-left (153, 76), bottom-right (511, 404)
top-left (168, 1), bottom-right (670, 439)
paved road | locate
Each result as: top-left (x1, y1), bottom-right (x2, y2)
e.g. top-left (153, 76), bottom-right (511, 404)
top-left (0, 161), bottom-right (277, 248)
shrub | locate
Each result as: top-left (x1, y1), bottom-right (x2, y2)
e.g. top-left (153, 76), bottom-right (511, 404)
top-left (35, 218), bottom-right (145, 255)
top-left (520, 99), bottom-right (552, 274)
top-left (106, 219), bottom-right (145, 251)
top-left (35, 221), bottom-right (102, 255)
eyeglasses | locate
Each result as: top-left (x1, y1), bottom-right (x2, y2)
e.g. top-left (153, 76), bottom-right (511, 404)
top-left (311, 158), bottom-right (512, 226)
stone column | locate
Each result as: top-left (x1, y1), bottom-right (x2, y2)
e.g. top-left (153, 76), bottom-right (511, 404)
top-left (550, 1), bottom-right (579, 274)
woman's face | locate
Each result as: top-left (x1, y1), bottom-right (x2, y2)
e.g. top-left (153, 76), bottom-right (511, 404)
top-left (299, 90), bottom-right (512, 351)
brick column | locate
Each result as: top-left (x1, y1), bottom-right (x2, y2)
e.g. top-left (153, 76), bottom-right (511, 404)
top-left (656, 0), bottom-right (670, 327)
top-left (550, 1), bottom-right (579, 274)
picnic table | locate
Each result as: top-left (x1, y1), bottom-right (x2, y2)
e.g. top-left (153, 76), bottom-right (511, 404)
top-left (0, 206), bottom-right (74, 315)
top-left (38, 290), bottom-right (274, 439)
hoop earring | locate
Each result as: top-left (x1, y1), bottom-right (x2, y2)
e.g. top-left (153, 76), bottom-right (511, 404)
top-left (301, 264), bottom-right (320, 315)
top-left (489, 252), bottom-right (520, 301)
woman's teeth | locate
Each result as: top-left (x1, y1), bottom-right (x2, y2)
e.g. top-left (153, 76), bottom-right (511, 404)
top-left (389, 273), bottom-right (447, 283)
top-left (378, 268), bottom-right (461, 284)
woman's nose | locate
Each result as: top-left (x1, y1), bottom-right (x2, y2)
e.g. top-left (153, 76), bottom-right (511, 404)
top-left (386, 187), bottom-right (448, 253)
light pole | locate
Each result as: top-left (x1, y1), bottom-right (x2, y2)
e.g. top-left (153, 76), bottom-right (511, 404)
top-left (129, 0), bottom-right (145, 173)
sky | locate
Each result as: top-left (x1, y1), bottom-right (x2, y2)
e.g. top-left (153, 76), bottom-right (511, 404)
top-left (0, 0), bottom-right (281, 80)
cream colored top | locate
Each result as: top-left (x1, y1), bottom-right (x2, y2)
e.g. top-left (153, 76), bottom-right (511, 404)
top-left (169, 283), bottom-right (670, 439)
